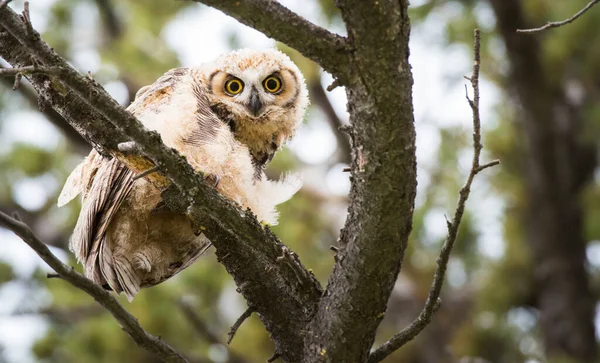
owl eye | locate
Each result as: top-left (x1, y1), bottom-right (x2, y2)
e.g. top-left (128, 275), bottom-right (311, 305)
top-left (263, 76), bottom-right (282, 93)
top-left (225, 78), bottom-right (244, 95)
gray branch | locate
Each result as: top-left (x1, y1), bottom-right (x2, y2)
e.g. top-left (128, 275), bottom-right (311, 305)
top-left (302, 0), bottom-right (420, 361)
top-left (189, 0), bottom-right (351, 81)
top-left (0, 4), bottom-right (321, 362)
top-left (517, 0), bottom-right (600, 33)
top-left (0, 211), bottom-right (190, 363)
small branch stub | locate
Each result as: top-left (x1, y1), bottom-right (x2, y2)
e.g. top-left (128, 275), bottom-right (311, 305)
top-left (227, 307), bottom-right (254, 344)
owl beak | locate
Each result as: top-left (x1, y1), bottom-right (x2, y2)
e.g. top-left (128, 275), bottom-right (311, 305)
top-left (248, 89), bottom-right (263, 117)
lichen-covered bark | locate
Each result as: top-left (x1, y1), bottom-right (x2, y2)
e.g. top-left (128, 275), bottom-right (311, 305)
top-left (303, 1), bottom-right (417, 361)
top-left (489, 1), bottom-right (598, 361)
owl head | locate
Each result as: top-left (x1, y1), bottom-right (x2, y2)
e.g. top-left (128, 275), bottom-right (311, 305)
top-left (199, 49), bottom-right (309, 158)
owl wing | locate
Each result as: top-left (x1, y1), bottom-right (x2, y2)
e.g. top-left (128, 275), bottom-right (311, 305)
top-left (58, 68), bottom-right (210, 295)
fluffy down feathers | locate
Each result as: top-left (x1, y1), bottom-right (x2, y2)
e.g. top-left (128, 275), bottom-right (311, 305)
top-left (58, 49), bottom-right (307, 300)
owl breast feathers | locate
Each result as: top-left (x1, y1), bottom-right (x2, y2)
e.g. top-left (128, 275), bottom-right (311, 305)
top-left (58, 49), bottom-right (309, 300)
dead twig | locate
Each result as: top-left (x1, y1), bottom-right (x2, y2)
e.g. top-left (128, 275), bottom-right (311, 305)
top-left (227, 307), bottom-right (254, 344)
top-left (0, 211), bottom-right (190, 363)
top-left (517, 0), bottom-right (600, 33)
top-left (266, 352), bottom-right (280, 362)
top-left (308, 80), bottom-right (351, 164)
top-left (133, 166), bottom-right (160, 181)
top-left (367, 29), bottom-right (499, 363)
top-left (0, 66), bottom-right (89, 153)
top-left (21, 0), bottom-right (33, 35)
top-left (12, 72), bottom-right (21, 90)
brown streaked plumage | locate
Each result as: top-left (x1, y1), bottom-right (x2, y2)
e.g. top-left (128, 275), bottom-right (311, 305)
top-left (58, 49), bottom-right (308, 300)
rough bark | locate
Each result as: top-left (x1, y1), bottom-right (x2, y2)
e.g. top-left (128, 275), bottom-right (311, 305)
top-left (0, 6), bottom-right (322, 361)
top-left (1, 1), bottom-right (456, 362)
top-left (489, 1), bottom-right (598, 361)
top-left (302, 1), bottom-right (417, 361)
top-left (190, 0), bottom-right (352, 80)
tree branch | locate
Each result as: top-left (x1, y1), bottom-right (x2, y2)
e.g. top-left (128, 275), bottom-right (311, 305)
top-left (226, 307), bottom-right (253, 345)
top-left (0, 211), bottom-right (190, 363)
top-left (188, 0), bottom-right (351, 80)
top-left (517, 0), bottom-right (600, 33)
top-left (308, 80), bottom-right (351, 164)
top-left (0, 4), bottom-right (321, 361)
top-left (368, 29), bottom-right (499, 363)
top-left (178, 300), bottom-right (249, 363)
top-left (302, 1), bottom-right (420, 361)
top-left (0, 67), bottom-right (90, 154)
top-left (94, 0), bottom-right (123, 41)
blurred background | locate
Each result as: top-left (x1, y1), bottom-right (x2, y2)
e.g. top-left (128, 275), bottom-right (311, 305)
top-left (1, 0), bottom-right (599, 362)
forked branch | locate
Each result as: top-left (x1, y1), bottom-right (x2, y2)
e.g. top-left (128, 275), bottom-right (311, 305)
top-left (0, 3), bottom-right (321, 361)
top-left (368, 29), bottom-right (499, 363)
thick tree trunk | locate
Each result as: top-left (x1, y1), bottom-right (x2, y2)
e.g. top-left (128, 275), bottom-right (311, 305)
top-left (303, 1), bottom-right (417, 361)
top-left (489, 1), bottom-right (598, 361)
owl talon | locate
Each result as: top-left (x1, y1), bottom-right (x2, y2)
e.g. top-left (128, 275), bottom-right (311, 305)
top-left (117, 141), bottom-right (139, 155)
top-left (133, 253), bottom-right (152, 273)
top-left (204, 174), bottom-right (220, 188)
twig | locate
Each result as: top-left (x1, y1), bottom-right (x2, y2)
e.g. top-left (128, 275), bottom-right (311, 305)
top-left (326, 78), bottom-right (342, 91)
top-left (21, 0), bottom-right (33, 35)
top-left (47, 273), bottom-right (61, 279)
top-left (12, 72), bottom-right (21, 89)
top-left (0, 211), bottom-right (190, 363)
top-left (368, 29), bottom-right (499, 363)
top-left (0, 67), bottom-right (89, 153)
top-left (309, 80), bottom-right (351, 164)
top-left (227, 307), bottom-right (253, 344)
top-left (517, 0), bottom-right (600, 33)
top-left (133, 166), bottom-right (160, 181)
top-left (266, 352), bottom-right (280, 362)
top-left (178, 300), bottom-right (249, 363)
top-left (10, 211), bottom-right (21, 221)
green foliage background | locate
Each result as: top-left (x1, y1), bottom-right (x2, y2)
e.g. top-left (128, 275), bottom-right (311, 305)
top-left (1, 1), bottom-right (599, 362)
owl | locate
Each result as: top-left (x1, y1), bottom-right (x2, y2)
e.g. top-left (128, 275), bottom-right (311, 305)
top-left (57, 49), bottom-right (309, 300)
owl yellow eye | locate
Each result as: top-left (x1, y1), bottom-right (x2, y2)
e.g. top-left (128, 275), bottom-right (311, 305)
top-left (225, 79), bottom-right (244, 95)
top-left (263, 76), bottom-right (282, 93)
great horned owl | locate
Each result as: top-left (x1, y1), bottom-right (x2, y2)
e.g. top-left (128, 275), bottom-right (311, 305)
top-left (58, 49), bottom-right (309, 300)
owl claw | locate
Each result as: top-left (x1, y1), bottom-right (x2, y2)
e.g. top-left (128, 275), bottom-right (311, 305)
top-left (204, 174), bottom-right (220, 188)
top-left (133, 253), bottom-right (152, 273)
top-left (117, 141), bottom-right (139, 155)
